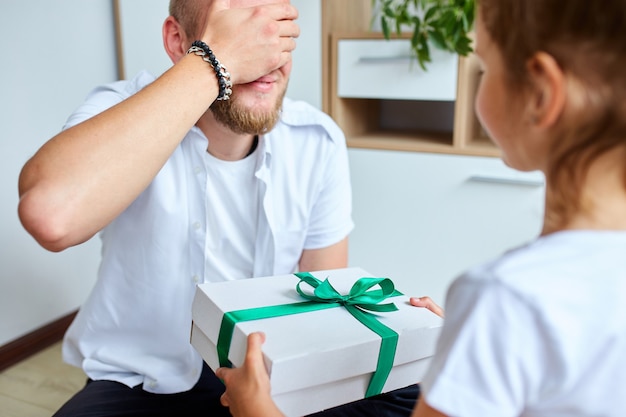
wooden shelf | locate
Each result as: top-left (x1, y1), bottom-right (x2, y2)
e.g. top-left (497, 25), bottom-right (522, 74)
top-left (347, 132), bottom-right (499, 157)
top-left (347, 131), bottom-right (451, 153)
top-left (321, 0), bottom-right (498, 157)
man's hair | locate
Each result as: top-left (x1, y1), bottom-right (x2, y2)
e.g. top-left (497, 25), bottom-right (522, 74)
top-left (169, 0), bottom-right (209, 40)
top-left (479, 0), bottom-right (626, 227)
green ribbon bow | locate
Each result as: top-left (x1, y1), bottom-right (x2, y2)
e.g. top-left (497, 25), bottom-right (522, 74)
top-left (216, 272), bottom-right (403, 397)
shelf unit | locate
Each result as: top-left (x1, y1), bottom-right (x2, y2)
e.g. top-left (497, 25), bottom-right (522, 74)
top-left (321, 0), bottom-right (497, 157)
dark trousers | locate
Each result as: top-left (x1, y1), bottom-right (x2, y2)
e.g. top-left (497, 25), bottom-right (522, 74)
top-left (54, 362), bottom-right (419, 417)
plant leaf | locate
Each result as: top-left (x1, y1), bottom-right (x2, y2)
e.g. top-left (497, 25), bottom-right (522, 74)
top-left (428, 29), bottom-right (447, 50)
top-left (372, 0), bottom-right (476, 71)
top-left (381, 16), bottom-right (391, 39)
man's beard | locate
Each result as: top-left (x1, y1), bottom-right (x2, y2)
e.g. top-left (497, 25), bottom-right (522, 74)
top-left (209, 89), bottom-right (285, 135)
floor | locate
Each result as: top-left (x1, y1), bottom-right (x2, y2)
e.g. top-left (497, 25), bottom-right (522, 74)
top-left (0, 341), bottom-right (85, 417)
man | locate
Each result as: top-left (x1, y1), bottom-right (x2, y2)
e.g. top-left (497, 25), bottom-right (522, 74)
top-left (18, 0), bottom-right (419, 416)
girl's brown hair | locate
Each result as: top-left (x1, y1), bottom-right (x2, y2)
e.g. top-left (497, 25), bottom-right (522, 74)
top-left (478, 0), bottom-right (626, 227)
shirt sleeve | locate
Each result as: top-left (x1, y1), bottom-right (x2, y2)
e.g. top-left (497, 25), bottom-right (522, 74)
top-left (420, 272), bottom-right (547, 416)
top-left (62, 85), bottom-right (125, 130)
top-left (63, 72), bottom-right (153, 130)
top-left (302, 124), bottom-right (354, 250)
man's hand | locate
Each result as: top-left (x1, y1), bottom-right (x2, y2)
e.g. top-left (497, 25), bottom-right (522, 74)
top-left (216, 332), bottom-right (285, 417)
top-left (204, 0), bottom-right (300, 85)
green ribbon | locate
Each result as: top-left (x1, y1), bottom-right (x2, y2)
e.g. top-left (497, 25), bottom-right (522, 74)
top-left (216, 272), bottom-right (403, 397)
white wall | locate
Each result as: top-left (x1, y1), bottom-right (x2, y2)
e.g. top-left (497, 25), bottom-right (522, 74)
top-left (0, 0), bottom-right (116, 345)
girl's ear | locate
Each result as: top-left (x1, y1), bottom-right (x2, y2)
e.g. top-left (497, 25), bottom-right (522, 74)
top-left (163, 16), bottom-right (188, 64)
top-left (525, 52), bottom-right (567, 128)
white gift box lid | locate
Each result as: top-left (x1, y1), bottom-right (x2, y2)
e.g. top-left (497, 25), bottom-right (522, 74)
top-left (191, 267), bottom-right (442, 415)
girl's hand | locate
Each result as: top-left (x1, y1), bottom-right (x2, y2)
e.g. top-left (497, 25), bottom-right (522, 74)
top-left (216, 332), bottom-right (285, 417)
top-left (409, 296), bottom-right (445, 318)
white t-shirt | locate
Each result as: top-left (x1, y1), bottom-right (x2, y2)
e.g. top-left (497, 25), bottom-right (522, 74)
top-left (61, 71), bottom-right (354, 393)
top-left (203, 148), bottom-right (259, 281)
top-left (421, 230), bottom-right (626, 416)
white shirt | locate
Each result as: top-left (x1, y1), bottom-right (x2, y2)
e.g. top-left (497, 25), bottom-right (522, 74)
top-left (421, 230), bottom-right (626, 416)
top-left (61, 71), bottom-right (354, 393)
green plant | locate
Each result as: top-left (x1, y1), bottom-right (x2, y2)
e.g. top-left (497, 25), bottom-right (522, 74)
top-left (373, 0), bottom-right (475, 70)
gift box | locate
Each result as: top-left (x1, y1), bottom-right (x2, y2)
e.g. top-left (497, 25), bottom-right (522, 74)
top-left (190, 267), bottom-right (443, 417)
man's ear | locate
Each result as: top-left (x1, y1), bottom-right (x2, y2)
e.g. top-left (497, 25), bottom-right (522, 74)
top-left (163, 16), bottom-right (188, 64)
top-left (526, 52), bottom-right (566, 128)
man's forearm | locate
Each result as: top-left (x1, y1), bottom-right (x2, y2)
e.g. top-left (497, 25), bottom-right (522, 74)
top-left (18, 54), bottom-right (218, 251)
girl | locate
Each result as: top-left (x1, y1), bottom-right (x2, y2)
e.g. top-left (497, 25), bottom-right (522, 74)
top-left (216, 1), bottom-right (626, 415)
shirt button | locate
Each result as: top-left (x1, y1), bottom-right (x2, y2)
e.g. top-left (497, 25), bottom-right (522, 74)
top-left (193, 166), bottom-right (202, 174)
top-left (193, 222), bottom-right (202, 230)
top-left (192, 275), bottom-right (200, 283)
top-left (147, 380), bottom-right (157, 389)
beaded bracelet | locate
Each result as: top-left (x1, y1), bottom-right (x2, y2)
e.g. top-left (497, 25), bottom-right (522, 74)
top-left (187, 40), bottom-right (233, 101)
